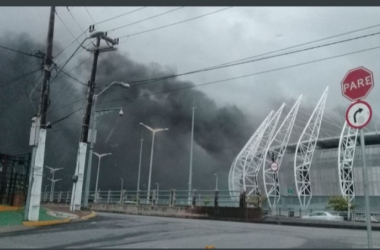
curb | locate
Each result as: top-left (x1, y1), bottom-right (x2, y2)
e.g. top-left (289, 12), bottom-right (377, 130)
top-left (81, 211), bottom-right (97, 220)
top-left (23, 218), bottom-right (71, 227)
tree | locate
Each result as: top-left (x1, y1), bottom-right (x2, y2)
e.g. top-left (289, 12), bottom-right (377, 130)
top-left (203, 197), bottom-right (211, 206)
top-left (326, 196), bottom-right (356, 211)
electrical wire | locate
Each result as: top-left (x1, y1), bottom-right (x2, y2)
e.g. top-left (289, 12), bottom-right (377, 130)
top-left (66, 7), bottom-right (86, 32)
top-left (0, 66), bottom-right (43, 88)
top-left (99, 44), bottom-right (380, 104)
top-left (107, 7), bottom-right (184, 33)
top-left (50, 107), bottom-right (83, 126)
top-left (126, 30), bottom-right (380, 88)
top-left (85, 7), bottom-right (96, 25)
top-left (94, 7), bottom-right (147, 26)
top-left (55, 9), bottom-right (82, 47)
top-left (0, 45), bottom-right (44, 59)
top-left (118, 7), bottom-right (232, 40)
top-left (49, 44), bottom-right (380, 116)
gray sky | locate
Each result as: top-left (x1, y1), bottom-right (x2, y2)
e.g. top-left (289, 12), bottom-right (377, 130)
top-left (1, 6), bottom-right (380, 190)
top-left (1, 7), bottom-right (379, 125)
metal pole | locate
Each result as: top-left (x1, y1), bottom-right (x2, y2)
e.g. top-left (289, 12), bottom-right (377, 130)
top-left (156, 183), bottom-right (159, 203)
top-left (360, 129), bottom-right (372, 248)
top-left (84, 97), bottom-right (97, 208)
top-left (120, 178), bottom-right (123, 204)
top-left (95, 156), bottom-right (101, 202)
top-left (188, 101), bottom-right (196, 205)
top-left (147, 132), bottom-right (155, 202)
top-left (215, 174), bottom-right (218, 190)
top-left (137, 137), bottom-right (143, 198)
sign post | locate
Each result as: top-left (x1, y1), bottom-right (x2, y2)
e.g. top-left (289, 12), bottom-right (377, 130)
top-left (341, 66), bottom-right (374, 248)
top-left (270, 162), bottom-right (279, 215)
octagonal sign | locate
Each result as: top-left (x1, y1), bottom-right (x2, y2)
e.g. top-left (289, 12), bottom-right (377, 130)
top-left (341, 66), bottom-right (374, 102)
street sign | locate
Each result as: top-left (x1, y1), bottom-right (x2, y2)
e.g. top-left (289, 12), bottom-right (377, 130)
top-left (341, 67), bottom-right (374, 102)
top-left (346, 100), bottom-right (372, 129)
top-left (270, 162), bottom-right (279, 172)
top-left (287, 188), bottom-right (293, 195)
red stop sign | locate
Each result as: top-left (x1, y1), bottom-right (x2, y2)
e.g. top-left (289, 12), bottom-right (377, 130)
top-left (341, 67), bottom-right (374, 102)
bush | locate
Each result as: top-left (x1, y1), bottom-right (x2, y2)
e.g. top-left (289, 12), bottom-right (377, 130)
top-left (203, 197), bottom-right (211, 206)
top-left (326, 196), bottom-right (356, 211)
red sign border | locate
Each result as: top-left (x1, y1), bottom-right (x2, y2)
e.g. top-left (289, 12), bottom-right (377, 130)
top-left (270, 162), bottom-right (279, 172)
top-left (345, 100), bottom-right (373, 129)
top-left (341, 66), bottom-right (374, 102)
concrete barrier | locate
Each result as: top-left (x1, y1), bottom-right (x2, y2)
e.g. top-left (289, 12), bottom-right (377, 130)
top-left (89, 203), bottom-right (262, 222)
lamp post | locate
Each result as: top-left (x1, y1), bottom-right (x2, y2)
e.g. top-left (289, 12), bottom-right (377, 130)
top-left (83, 81), bottom-right (129, 208)
top-left (137, 133), bottom-right (144, 201)
top-left (47, 179), bottom-right (61, 202)
top-left (44, 185), bottom-right (50, 201)
top-left (214, 173), bottom-right (218, 190)
top-left (93, 152), bottom-right (112, 202)
top-left (45, 166), bottom-right (63, 202)
top-left (139, 122), bottom-right (168, 202)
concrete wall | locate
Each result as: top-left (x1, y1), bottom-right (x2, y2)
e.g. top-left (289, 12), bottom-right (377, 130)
top-left (89, 204), bottom-right (262, 222)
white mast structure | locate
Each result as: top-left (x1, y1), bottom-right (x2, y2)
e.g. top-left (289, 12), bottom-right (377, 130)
top-left (263, 96), bottom-right (302, 210)
top-left (338, 121), bottom-right (358, 202)
top-left (294, 87), bottom-right (328, 211)
top-left (228, 104), bottom-right (285, 199)
top-left (228, 111), bottom-right (273, 200)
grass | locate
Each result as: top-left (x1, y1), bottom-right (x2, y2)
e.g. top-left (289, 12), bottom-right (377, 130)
top-left (0, 207), bottom-right (57, 226)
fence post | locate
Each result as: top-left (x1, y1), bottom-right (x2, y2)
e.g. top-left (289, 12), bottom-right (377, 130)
top-left (192, 189), bottom-right (196, 207)
top-left (107, 190), bottom-right (111, 204)
top-left (173, 189), bottom-right (176, 207)
top-left (152, 189), bottom-right (157, 206)
top-left (239, 190), bottom-right (246, 209)
top-left (58, 192), bottom-right (62, 203)
top-left (169, 190), bottom-right (174, 207)
top-left (214, 190), bottom-right (219, 207)
top-left (66, 191), bottom-right (70, 203)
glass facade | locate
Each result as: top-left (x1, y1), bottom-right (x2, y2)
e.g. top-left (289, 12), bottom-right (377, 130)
top-left (257, 143), bottom-right (380, 210)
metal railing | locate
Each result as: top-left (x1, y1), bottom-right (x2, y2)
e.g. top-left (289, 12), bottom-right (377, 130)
top-left (41, 189), bottom-right (258, 208)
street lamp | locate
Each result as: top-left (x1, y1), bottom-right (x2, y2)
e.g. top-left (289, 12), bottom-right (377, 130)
top-left (44, 185), bottom-right (50, 202)
top-left (45, 166), bottom-right (63, 202)
top-left (93, 152), bottom-right (112, 202)
top-left (139, 122), bottom-right (169, 202)
top-left (214, 173), bottom-right (218, 190)
top-left (47, 179), bottom-right (61, 202)
top-left (120, 178), bottom-right (124, 204)
top-left (83, 81), bottom-right (129, 208)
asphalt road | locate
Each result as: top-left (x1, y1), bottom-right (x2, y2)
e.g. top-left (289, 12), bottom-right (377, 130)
top-left (1, 212), bottom-right (380, 248)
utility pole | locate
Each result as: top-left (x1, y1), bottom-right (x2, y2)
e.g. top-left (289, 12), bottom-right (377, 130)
top-left (26, 6), bottom-right (55, 221)
top-left (70, 29), bottom-right (119, 211)
top-left (188, 99), bottom-right (196, 205)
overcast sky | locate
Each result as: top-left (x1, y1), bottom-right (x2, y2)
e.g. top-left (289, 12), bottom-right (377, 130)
top-left (1, 7), bottom-right (380, 127)
top-left (1, 6), bottom-right (380, 191)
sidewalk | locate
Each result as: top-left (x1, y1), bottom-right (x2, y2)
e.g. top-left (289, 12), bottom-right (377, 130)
top-left (0, 204), bottom-right (96, 233)
top-left (261, 215), bottom-right (380, 231)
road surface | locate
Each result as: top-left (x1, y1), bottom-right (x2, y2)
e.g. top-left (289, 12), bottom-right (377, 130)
top-left (1, 212), bottom-right (380, 248)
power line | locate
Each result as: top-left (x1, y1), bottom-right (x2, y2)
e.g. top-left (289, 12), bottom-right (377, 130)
top-left (0, 66), bottom-right (42, 88)
top-left (55, 66), bottom-right (87, 86)
top-left (55, 9), bottom-right (82, 47)
top-left (118, 7), bottom-right (232, 40)
top-left (66, 7), bottom-right (86, 32)
top-left (84, 7), bottom-right (96, 25)
top-left (0, 45), bottom-right (44, 59)
top-left (209, 22), bottom-right (380, 69)
top-left (50, 44), bottom-right (380, 114)
top-left (54, 30), bottom-right (87, 59)
top-left (48, 98), bottom-right (86, 115)
top-left (50, 107), bottom-right (83, 126)
top-left (99, 44), bottom-right (380, 105)
top-left (94, 7), bottom-right (147, 26)
top-left (107, 7), bottom-right (184, 33)
top-left (126, 30), bottom-right (380, 88)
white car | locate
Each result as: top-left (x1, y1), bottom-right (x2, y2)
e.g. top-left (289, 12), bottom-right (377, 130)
top-left (301, 211), bottom-right (344, 221)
